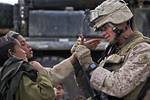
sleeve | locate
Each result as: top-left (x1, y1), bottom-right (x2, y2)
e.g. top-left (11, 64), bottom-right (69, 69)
top-left (45, 57), bottom-right (74, 83)
top-left (90, 42), bottom-right (150, 97)
top-left (16, 70), bottom-right (55, 100)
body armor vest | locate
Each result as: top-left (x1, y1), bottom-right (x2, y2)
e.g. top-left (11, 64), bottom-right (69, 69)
top-left (101, 31), bottom-right (150, 100)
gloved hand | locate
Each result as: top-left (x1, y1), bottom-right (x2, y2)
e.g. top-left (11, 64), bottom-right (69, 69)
top-left (74, 45), bottom-right (94, 69)
top-left (30, 61), bottom-right (45, 73)
top-left (71, 37), bottom-right (83, 54)
top-left (71, 37), bottom-right (100, 54)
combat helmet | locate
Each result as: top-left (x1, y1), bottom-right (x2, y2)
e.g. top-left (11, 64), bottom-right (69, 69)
top-left (90, 0), bottom-right (133, 31)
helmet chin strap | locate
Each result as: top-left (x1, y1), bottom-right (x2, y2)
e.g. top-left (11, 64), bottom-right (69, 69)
top-left (112, 27), bottom-right (124, 37)
top-left (107, 23), bottom-right (125, 37)
top-left (111, 25), bottom-right (130, 46)
top-left (107, 23), bottom-right (125, 45)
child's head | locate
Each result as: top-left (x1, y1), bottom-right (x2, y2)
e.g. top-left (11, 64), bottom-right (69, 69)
top-left (0, 36), bottom-right (27, 66)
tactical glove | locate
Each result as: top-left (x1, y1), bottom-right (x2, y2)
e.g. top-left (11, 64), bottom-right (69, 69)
top-left (71, 37), bottom-right (82, 54)
top-left (75, 45), bottom-right (94, 70)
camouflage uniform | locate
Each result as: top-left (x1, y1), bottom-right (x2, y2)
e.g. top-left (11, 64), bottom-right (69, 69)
top-left (74, 32), bottom-right (150, 99)
top-left (45, 57), bottom-right (74, 83)
top-left (90, 31), bottom-right (150, 98)
top-left (74, 0), bottom-right (150, 99)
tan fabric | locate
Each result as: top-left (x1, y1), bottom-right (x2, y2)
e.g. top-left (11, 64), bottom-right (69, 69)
top-left (71, 37), bottom-right (82, 53)
top-left (106, 54), bottom-right (124, 64)
top-left (90, 0), bottom-right (133, 30)
top-left (16, 70), bottom-right (55, 100)
top-left (45, 57), bottom-right (74, 83)
top-left (90, 33), bottom-right (150, 98)
top-left (143, 91), bottom-right (150, 100)
top-left (75, 45), bottom-right (94, 69)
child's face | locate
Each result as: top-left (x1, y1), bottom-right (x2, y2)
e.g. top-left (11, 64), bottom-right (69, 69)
top-left (13, 40), bottom-right (28, 62)
top-left (54, 83), bottom-right (64, 99)
top-left (16, 35), bottom-right (33, 59)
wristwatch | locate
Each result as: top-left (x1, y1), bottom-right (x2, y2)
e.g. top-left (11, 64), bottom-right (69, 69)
top-left (86, 63), bottom-right (97, 74)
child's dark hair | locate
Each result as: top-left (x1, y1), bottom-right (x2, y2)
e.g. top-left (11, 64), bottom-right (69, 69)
top-left (0, 36), bottom-right (16, 66)
top-left (6, 31), bottom-right (20, 39)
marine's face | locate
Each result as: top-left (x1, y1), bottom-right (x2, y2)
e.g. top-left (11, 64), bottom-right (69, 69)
top-left (100, 23), bottom-right (116, 43)
top-left (16, 35), bottom-right (33, 59)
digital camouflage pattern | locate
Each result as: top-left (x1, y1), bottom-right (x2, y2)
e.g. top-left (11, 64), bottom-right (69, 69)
top-left (90, 0), bottom-right (133, 31)
top-left (89, 31), bottom-right (150, 99)
top-left (45, 57), bottom-right (74, 83)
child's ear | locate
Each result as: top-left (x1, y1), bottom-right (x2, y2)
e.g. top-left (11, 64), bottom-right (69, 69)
top-left (8, 49), bottom-right (14, 56)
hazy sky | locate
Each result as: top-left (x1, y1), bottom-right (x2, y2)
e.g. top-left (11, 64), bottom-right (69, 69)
top-left (0, 0), bottom-right (18, 4)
